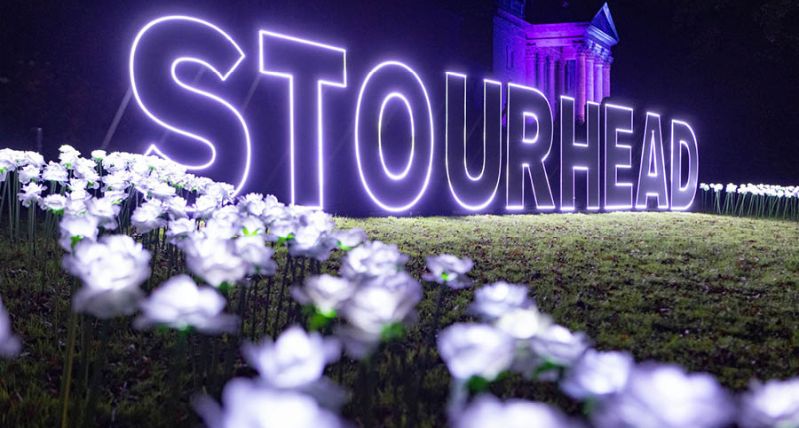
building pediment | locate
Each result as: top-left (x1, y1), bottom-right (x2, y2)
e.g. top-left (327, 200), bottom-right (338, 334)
top-left (587, 3), bottom-right (619, 46)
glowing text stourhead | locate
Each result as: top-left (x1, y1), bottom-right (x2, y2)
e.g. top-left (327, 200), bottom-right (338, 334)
top-left (130, 15), bottom-right (699, 213)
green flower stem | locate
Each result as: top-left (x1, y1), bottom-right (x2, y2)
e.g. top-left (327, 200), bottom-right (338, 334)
top-left (59, 298), bottom-right (79, 428)
top-left (429, 284), bottom-right (448, 345)
top-left (261, 274), bottom-right (275, 336)
top-left (271, 255), bottom-right (293, 337)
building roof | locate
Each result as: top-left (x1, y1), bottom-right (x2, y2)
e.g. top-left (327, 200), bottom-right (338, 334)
top-left (525, 1), bottom-right (619, 44)
top-left (525, 0), bottom-right (608, 24)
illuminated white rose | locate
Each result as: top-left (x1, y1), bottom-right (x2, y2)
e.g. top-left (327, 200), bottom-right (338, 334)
top-left (342, 272), bottom-right (421, 334)
top-left (238, 216), bottom-right (266, 237)
top-left (40, 194), bottom-right (67, 214)
top-left (165, 195), bottom-right (188, 220)
top-left (238, 193), bottom-right (266, 216)
top-left (243, 326), bottom-right (340, 389)
top-left (91, 150), bottom-right (107, 161)
top-left (331, 228), bottom-right (367, 251)
top-left (337, 272), bottom-right (421, 358)
top-left (42, 162), bottom-right (69, 183)
top-left (234, 235), bottom-right (277, 276)
top-left (470, 282), bottom-right (531, 321)
top-left (58, 214), bottom-right (99, 251)
top-left (423, 254), bottom-right (473, 288)
top-left (64, 235), bottom-right (151, 319)
top-left (197, 378), bottom-right (344, 428)
top-left (592, 363), bottom-right (734, 428)
top-left (166, 218), bottom-right (196, 244)
top-left (205, 216), bottom-right (239, 241)
top-left (340, 241), bottom-right (408, 280)
top-left (495, 307), bottom-right (551, 340)
top-left (18, 164), bottom-right (40, 184)
top-left (438, 323), bottom-right (514, 381)
top-left (0, 297), bottom-right (21, 358)
top-left (738, 378), bottom-right (799, 428)
top-left (18, 182), bottom-right (46, 207)
top-left (561, 349), bottom-right (634, 400)
top-left (193, 194), bottom-right (219, 218)
top-left (261, 194), bottom-right (287, 224)
top-left (86, 197), bottom-right (120, 230)
top-left (530, 323), bottom-right (589, 367)
top-left (266, 207), bottom-right (297, 241)
top-left (292, 274), bottom-right (356, 315)
top-left (135, 275), bottom-right (237, 334)
top-left (131, 199), bottom-right (166, 233)
top-left (184, 235), bottom-right (247, 288)
top-left (73, 161), bottom-right (99, 187)
top-left (454, 395), bottom-right (579, 428)
top-left (58, 145), bottom-right (80, 168)
top-left (149, 180), bottom-right (177, 200)
top-left (102, 171), bottom-right (130, 192)
top-left (24, 150), bottom-right (44, 167)
top-left (288, 209), bottom-right (336, 260)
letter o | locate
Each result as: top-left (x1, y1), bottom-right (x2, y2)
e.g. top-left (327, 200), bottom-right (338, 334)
top-left (354, 61), bottom-right (434, 212)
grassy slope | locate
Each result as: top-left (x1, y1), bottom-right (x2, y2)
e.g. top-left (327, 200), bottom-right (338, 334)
top-left (0, 212), bottom-right (797, 427)
top-left (338, 212), bottom-right (799, 387)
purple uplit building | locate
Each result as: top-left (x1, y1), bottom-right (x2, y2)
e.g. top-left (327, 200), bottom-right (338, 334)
top-left (494, 1), bottom-right (619, 121)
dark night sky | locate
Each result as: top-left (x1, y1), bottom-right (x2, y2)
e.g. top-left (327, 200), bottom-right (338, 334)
top-left (1, 0), bottom-right (798, 213)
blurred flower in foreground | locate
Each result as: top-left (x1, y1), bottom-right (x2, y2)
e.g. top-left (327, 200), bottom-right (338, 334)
top-left (243, 326), bottom-right (340, 390)
top-left (337, 272), bottom-right (421, 358)
top-left (592, 362), bottom-right (734, 428)
top-left (332, 228), bottom-right (366, 251)
top-left (292, 274), bottom-right (356, 318)
top-left (470, 281), bottom-right (531, 321)
top-left (195, 377), bottom-right (344, 428)
top-left (423, 254), bottom-right (473, 289)
top-left (453, 394), bottom-right (579, 428)
top-left (0, 297), bottom-right (21, 358)
top-left (340, 241), bottom-right (408, 281)
top-left (18, 182), bottom-right (46, 207)
top-left (135, 275), bottom-right (237, 334)
top-left (560, 349), bottom-right (633, 400)
top-left (184, 235), bottom-right (247, 289)
top-left (530, 323), bottom-right (590, 368)
top-left (58, 214), bottom-right (99, 251)
top-left (438, 323), bottom-right (514, 382)
top-left (63, 235), bottom-right (151, 318)
top-left (738, 378), bottom-right (799, 428)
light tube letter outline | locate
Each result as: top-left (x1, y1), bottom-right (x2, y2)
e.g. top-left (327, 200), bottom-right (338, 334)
top-left (635, 112), bottom-right (669, 210)
top-left (354, 61), bottom-right (434, 213)
top-left (130, 15), bottom-right (252, 196)
top-left (444, 72), bottom-right (503, 211)
top-left (259, 30), bottom-right (347, 209)
top-left (505, 82), bottom-right (555, 211)
top-left (670, 119), bottom-right (700, 211)
top-left (560, 96), bottom-right (601, 212)
top-left (603, 103), bottom-right (635, 210)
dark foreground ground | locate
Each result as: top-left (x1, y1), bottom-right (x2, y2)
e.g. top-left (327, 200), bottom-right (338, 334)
top-left (1, 212), bottom-right (798, 426)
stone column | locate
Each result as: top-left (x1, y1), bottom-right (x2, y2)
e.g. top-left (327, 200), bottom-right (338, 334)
top-left (536, 51), bottom-right (546, 91)
top-left (586, 54), bottom-right (595, 103)
top-left (594, 60), bottom-right (603, 102)
top-left (526, 50), bottom-right (536, 88)
top-left (603, 58), bottom-right (612, 98)
top-left (558, 57), bottom-right (566, 103)
top-left (577, 51), bottom-right (586, 122)
top-left (547, 55), bottom-right (556, 108)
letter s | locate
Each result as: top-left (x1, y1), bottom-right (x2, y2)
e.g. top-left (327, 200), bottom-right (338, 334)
top-left (129, 15), bottom-right (251, 195)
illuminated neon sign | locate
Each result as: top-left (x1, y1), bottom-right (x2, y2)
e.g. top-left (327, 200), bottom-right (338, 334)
top-left (129, 15), bottom-right (700, 214)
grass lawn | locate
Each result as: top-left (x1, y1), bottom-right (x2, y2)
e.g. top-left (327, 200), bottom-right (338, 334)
top-left (1, 212), bottom-right (798, 427)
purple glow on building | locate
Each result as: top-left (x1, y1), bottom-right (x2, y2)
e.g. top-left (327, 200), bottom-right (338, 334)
top-left (494, 2), bottom-right (618, 121)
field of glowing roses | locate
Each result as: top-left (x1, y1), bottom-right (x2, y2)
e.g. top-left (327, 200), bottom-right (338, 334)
top-left (0, 146), bottom-right (798, 427)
